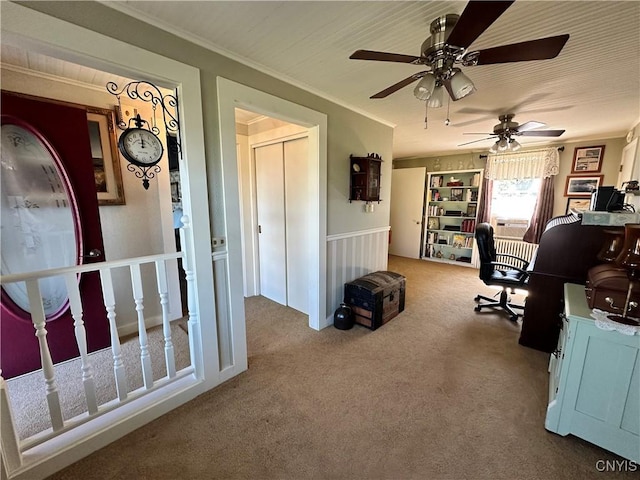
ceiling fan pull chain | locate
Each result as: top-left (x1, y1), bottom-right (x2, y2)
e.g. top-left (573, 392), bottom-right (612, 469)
top-left (424, 102), bottom-right (428, 129)
top-left (445, 96), bottom-right (451, 126)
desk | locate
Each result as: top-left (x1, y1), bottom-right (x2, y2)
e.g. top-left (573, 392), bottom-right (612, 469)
top-left (546, 283), bottom-right (639, 461)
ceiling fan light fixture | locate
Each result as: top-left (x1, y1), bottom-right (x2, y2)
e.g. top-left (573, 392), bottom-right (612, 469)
top-left (509, 138), bottom-right (521, 152)
top-left (413, 73), bottom-right (436, 101)
top-left (489, 142), bottom-right (499, 154)
top-left (497, 137), bottom-right (509, 151)
top-left (449, 69), bottom-right (476, 100)
top-left (427, 85), bottom-right (444, 108)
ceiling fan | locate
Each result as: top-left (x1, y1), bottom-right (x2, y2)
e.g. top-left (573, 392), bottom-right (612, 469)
top-left (349, 0), bottom-right (569, 106)
top-left (458, 114), bottom-right (565, 152)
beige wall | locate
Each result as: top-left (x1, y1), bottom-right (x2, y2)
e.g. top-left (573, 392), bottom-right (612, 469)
top-left (394, 136), bottom-right (628, 218)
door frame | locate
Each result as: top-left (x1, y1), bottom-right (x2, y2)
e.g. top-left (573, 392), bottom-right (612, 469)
top-left (217, 78), bottom-right (327, 332)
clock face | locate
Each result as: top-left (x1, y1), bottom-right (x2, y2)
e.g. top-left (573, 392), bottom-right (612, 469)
top-left (119, 128), bottom-right (164, 166)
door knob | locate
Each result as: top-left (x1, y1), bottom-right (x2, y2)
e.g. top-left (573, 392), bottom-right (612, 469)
top-left (83, 248), bottom-right (102, 259)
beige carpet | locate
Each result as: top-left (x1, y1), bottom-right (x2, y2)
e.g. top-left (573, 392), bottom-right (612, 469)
top-left (47, 255), bottom-right (635, 479)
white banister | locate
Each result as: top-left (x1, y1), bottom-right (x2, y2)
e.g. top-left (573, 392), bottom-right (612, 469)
top-left (1, 251), bottom-right (193, 478)
top-left (63, 272), bottom-right (98, 415)
top-left (180, 215), bottom-right (202, 378)
top-left (98, 268), bottom-right (129, 401)
top-left (130, 264), bottom-right (153, 389)
top-left (155, 259), bottom-right (176, 378)
top-left (25, 279), bottom-right (64, 431)
top-left (0, 371), bottom-right (22, 473)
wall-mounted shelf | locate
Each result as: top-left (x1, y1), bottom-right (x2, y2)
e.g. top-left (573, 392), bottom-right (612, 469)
top-left (350, 154), bottom-right (382, 203)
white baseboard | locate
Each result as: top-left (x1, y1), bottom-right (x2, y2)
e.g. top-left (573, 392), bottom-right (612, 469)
top-left (116, 314), bottom-right (164, 338)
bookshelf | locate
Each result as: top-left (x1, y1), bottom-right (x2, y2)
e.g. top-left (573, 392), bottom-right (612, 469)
top-left (422, 168), bottom-right (483, 266)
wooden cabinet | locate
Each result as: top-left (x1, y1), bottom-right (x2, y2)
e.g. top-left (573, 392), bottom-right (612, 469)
top-left (546, 283), bottom-right (639, 462)
top-left (421, 168), bottom-right (483, 266)
top-left (350, 154), bottom-right (381, 203)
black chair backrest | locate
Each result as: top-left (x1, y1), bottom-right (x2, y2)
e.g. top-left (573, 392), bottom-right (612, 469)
top-left (476, 223), bottom-right (497, 281)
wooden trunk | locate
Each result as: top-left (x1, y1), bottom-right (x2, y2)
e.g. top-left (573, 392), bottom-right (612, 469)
top-left (344, 271), bottom-right (405, 330)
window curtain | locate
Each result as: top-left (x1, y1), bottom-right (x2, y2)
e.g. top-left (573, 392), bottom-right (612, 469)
top-left (523, 176), bottom-right (554, 243)
top-left (485, 147), bottom-right (560, 244)
top-left (476, 177), bottom-right (492, 223)
top-left (485, 147), bottom-right (559, 181)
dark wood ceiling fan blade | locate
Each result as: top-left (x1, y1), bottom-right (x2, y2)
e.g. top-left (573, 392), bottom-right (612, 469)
top-left (516, 121), bottom-right (546, 132)
top-left (350, 49), bottom-right (422, 64)
top-left (370, 72), bottom-right (428, 99)
top-left (458, 136), bottom-right (497, 147)
top-left (446, 1), bottom-right (514, 49)
top-left (519, 129), bottom-right (565, 137)
top-left (475, 34), bottom-right (570, 65)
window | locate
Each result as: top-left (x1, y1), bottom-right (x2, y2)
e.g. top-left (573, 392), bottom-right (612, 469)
top-left (490, 178), bottom-right (541, 239)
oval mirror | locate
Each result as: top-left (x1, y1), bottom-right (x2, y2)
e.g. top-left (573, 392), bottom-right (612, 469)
top-left (1, 118), bottom-right (81, 321)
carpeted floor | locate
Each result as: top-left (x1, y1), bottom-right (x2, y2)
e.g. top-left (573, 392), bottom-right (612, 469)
top-left (46, 255), bottom-right (636, 479)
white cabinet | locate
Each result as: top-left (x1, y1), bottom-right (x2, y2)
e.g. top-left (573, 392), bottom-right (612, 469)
top-left (422, 169), bottom-right (483, 266)
top-left (546, 283), bottom-right (639, 462)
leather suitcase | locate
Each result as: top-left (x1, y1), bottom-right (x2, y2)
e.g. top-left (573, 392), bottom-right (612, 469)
top-left (585, 264), bottom-right (640, 317)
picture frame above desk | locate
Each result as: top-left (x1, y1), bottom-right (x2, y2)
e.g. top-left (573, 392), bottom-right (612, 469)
top-left (571, 145), bottom-right (605, 173)
top-left (564, 174), bottom-right (603, 196)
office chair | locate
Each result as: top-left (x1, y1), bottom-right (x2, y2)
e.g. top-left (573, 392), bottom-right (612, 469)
top-left (474, 222), bottom-right (530, 322)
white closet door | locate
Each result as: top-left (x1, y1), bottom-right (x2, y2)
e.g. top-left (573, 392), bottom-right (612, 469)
top-left (389, 167), bottom-right (426, 258)
top-left (255, 143), bottom-right (287, 305)
top-left (284, 137), bottom-right (309, 314)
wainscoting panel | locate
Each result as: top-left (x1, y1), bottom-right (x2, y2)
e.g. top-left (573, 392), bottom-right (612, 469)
top-left (325, 227), bottom-right (390, 326)
top-left (212, 251), bottom-right (233, 372)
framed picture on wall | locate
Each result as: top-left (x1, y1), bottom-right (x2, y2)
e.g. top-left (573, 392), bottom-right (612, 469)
top-left (87, 107), bottom-right (126, 205)
top-left (564, 175), bottom-right (603, 196)
top-left (571, 145), bottom-right (605, 173)
top-left (565, 197), bottom-right (592, 214)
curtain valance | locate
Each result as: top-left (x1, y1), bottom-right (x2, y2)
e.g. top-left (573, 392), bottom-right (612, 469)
top-left (485, 147), bottom-right (559, 180)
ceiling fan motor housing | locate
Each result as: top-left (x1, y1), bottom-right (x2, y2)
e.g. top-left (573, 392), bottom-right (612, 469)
top-left (421, 14), bottom-right (464, 73)
top-left (494, 114), bottom-right (519, 135)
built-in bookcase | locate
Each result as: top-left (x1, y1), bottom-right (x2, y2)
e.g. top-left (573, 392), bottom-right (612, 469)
top-left (421, 169), bottom-right (483, 266)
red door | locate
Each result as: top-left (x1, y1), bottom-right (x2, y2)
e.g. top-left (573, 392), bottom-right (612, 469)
top-left (1, 92), bottom-right (110, 379)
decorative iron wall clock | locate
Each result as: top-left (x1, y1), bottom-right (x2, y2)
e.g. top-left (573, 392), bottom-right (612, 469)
top-left (117, 114), bottom-right (164, 189)
top-left (106, 80), bottom-right (181, 190)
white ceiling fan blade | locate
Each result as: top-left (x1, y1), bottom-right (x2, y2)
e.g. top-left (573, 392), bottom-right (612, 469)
top-left (517, 121), bottom-right (545, 132)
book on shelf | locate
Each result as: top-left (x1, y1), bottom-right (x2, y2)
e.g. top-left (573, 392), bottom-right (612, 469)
top-left (460, 219), bottom-right (476, 233)
top-left (452, 234), bottom-right (466, 248)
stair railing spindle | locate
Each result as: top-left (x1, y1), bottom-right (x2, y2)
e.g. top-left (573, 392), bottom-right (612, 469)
top-left (99, 268), bottom-right (129, 401)
top-left (155, 259), bottom-right (176, 378)
top-left (130, 263), bottom-right (153, 389)
top-left (63, 272), bottom-right (98, 414)
top-left (25, 279), bottom-right (63, 431)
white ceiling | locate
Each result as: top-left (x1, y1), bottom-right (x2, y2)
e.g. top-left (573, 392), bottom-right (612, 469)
top-left (4, 1), bottom-right (639, 160)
